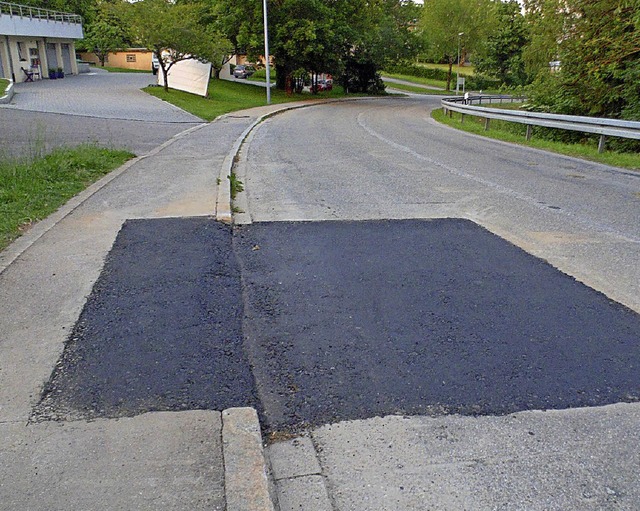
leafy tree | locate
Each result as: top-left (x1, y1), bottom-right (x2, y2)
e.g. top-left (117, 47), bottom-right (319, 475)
top-left (82, 7), bottom-right (127, 66)
top-left (210, 0), bottom-right (420, 94)
top-left (126, 0), bottom-right (229, 92)
top-left (419, 0), bottom-right (498, 90)
top-left (525, 0), bottom-right (640, 121)
top-left (474, 0), bottom-right (529, 86)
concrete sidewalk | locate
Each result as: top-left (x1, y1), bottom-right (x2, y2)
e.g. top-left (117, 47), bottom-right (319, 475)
top-left (0, 103), bottom-right (289, 510)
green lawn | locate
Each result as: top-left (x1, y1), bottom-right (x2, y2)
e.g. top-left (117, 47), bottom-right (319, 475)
top-left (0, 146), bottom-right (134, 251)
top-left (382, 80), bottom-right (451, 95)
top-left (382, 72), bottom-right (447, 90)
top-left (91, 64), bottom-right (151, 74)
top-left (417, 62), bottom-right (476, 76)
top-left (144, 78), bottom-right (365, 121)
top-left (0, 78), bottom-right (9, 95)
top-left (432, 108), bottom-right (640, 170)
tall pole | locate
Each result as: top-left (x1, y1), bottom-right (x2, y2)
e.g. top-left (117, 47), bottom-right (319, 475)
top-left (456, 32), bottom-right (464, 95)
top-left (263, 0), bottom-right (271, 104)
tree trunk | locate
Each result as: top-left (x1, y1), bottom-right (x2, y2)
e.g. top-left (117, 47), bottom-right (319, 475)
top-left (447, 60), bottom-right (453, 91)
top-left (162, 65), bottom-right (169, 92)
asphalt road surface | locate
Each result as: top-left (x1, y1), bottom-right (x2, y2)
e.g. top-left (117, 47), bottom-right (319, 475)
top-left (239, 97), bottom-right (640, 313)
top-left (37, 217), bottom-right (640, 434)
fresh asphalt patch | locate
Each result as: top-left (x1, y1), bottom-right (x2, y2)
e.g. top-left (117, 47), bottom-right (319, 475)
top-left (35, 218), bottom-right (640, 432)
top-left (235, 219), bottom-right (640, 432)
top-left (34, 218), bottom-right (258, 421)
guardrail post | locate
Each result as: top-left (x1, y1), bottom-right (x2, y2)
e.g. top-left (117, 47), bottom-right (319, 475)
top-left (526, 125), bottom-right (532, 141)
top-left (461, 113), bottom-right (465, 124)
top-left (484, 118), bottom-right (490, 131)
top-left (598, 134), bottom-right (606, 153)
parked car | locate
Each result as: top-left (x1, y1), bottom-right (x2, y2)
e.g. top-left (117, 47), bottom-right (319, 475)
top-left (233, 64), bottom-right (256, 79)
top-left (151, 54), bottom-right (159, 75)
top-left (311, 78), bottom-right (333, 93)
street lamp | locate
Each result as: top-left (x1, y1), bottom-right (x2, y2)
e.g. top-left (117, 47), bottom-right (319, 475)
top-left (456, 32), bottom-right (464, 95)
top-left (263, 0), bottom-right (271, 104)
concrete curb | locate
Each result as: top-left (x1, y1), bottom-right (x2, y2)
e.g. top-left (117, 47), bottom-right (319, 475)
top-left (0, 80), bottom-right (14, 104)
top-left (215, 97), bottom-right (379, 224)
top-left (0, 121), bottom-right (208, 275)
top-left (215, 103), bottom-right (315, 224)
top-left (223, 407), bottom-right (275, 511)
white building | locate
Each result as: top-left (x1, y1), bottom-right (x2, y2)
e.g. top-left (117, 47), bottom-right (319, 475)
top-left (0, 1), bottom-right (83, 83)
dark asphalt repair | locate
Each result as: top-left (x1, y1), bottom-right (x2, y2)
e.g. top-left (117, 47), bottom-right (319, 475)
top-left (36, 218), bottom-right (640, 432)
top-left (35, 218), bottom-right (258, 421)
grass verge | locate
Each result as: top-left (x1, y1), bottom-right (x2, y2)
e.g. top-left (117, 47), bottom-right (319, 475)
top-left (144, 78), bottom-right (366, 121)
top-left (417, 62), bottom-right (476, 76)
top-left (91, 65), bottom-right (151, 74)
top-left (383, 81), bottom-right (451, 96)
top-left (0, 145), bottom-right (134, 251)
top-left (432, 108), bottom-right (640, 170)
top-left (382, 72), bottom-right (447, 90)
top-left (0, 78), bottom-right (9, 96)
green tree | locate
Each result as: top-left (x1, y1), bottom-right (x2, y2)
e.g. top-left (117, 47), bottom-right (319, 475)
top-left (419, 0), bottom-right (498, 91)
top-left (126, 0), bottom-right (229, 92)
top-left (82, 7), bottom-right (127, 67)
top-left (210, 0), bottom-right (420, 94)
top-left (525, 0), bottom-right (640, 121)
top-left (474, 0), bottom-right (529, 86)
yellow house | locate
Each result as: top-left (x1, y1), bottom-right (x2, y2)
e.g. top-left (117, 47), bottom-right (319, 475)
top-left (79, 49), bottom-right (154, 72)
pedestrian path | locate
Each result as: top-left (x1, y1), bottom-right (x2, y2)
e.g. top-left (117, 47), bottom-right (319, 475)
top-left (0, 104), bottom-right (287, 511)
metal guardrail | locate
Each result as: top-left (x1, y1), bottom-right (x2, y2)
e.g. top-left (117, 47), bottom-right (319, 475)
top-left (0, 1), bottom-right (81, 24)
top-left (442, 95), bottom-right (640, 153)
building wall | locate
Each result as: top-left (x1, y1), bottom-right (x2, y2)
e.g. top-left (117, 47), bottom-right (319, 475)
top-left (5, 36), bottom-right (77, 82)
top-left (79, 49), bottom-right (153, 71)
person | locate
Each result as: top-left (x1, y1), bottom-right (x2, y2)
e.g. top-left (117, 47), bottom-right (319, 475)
top-left (463, 91), bottom-right (469, 105)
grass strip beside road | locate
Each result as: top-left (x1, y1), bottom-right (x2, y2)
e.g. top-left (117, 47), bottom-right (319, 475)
top-left (144, 78), bottom-right (364, 121)
top-left (0, 78), bottom-right (9, 95)
top-left (382, 72), bottom-right (447, 90)
top-left (432, 108), bottom-right (640, 170)
top-left (0, 145), bottom-right (134, 251)
top-left (91, 65), bottom-right (151, 74)
top-left (384, 81), bottom-right (451, 96)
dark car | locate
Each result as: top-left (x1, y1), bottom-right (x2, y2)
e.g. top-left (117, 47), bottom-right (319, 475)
top-left (233, 65), bottom-right (256, 79)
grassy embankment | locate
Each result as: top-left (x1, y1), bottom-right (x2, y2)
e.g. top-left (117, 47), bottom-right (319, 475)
top-left (90, 64), bottom-right (151, 74)
top-left (0, 78), bottom-right (9, 95)
top-left (0, 146), bottom-right (134, 251)
top-left (144, 76), bottom-right (363, 121)
top-left (382, 63), bottom-right (484, 95)
top-left (432, 106), bottom-right (640, 170)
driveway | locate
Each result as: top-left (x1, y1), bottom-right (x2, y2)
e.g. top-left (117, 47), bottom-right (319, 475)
top-left (0, 69), bottom-right (203, 158)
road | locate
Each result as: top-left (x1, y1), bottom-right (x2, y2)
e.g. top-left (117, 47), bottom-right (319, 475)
top-left (232, 96), bottom-right (640, 510)
top-left (238, 96), bottom-right (640, 313)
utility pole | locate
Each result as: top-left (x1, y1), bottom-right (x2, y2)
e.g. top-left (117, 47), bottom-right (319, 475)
top-left (263, 0), bottom-right (271, 104)
top-left (456, 32), bottom-right (464, 95)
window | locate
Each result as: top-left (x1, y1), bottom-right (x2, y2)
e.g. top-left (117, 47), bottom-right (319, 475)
top-left (126, 54), bottom-right (136, 63)
top-left (17, 42), bottom-right (26, 61)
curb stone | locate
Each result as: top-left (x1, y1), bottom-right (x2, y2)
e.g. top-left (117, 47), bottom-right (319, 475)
top-left (0, 80), bottom-right (14, 104)
top-left (223, 407), bottom-right (275, 511)
top-left (215, 97), bottom-right (381, 224)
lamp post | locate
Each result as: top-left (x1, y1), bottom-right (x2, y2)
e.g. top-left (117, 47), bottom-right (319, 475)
top-left (456, 32), bottom-right (464, 95)
top-left (263, 0), bottom-right (271, 104)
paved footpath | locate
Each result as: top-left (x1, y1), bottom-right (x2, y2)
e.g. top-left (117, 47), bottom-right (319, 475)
top-left (0, 69), bottom-right (203, 158)
top-left (0, 98), bottom-right (298, 510)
